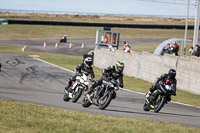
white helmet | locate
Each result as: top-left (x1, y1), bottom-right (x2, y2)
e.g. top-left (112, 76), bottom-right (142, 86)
top-left (84, 57), bottom-right (92, 67)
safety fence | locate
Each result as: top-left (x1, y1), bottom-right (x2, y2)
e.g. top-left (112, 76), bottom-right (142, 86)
top-left (94, 49), bottom-right (200, 94)
top-left (6, 19), bottom-right (195, 29)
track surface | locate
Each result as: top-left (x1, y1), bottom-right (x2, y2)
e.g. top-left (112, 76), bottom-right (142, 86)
top-left (0, 38), bottom-right (166, 56)
top-left (0, 53), bottom-right (200, 128)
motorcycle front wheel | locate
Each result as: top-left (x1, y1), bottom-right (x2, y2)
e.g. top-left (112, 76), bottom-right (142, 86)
top-left (143, 101), bottom-right (150, 111)
top-left (82, 95), bottom-right (92, 107)
top-left (98, 92), bottom-right (113, 110)
top-left (72, 87), bottom-right (83, 103)
top-left (154, 96), bottom-right (165, 113)
top-left (63, 91), bottom-right (70, 102)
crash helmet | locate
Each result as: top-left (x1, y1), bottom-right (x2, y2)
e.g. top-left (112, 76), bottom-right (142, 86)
top-left (84, 57), bottom-right (92, 67)
top-left (115, 61), bottom-right (124, 73)
top-left (168, 69), bottom-right (176, 80)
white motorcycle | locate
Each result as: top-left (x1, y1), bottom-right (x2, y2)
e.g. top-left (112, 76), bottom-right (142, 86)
top-left (63, 73), bottom-right (92, 103)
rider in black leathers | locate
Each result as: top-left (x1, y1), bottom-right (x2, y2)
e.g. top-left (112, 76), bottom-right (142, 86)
top-left (87, 61), bottom-right (124, 96)
top-left (65, 57), bottom-right (95, 91)
top-left (146, 69), bottom-right (177, 102)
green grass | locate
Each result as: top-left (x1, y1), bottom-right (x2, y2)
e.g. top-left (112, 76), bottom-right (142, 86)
top-left (1, 99), bottom-right (200, 133)
top-left (0, 24), bottom-right (198, 39)
top-left (0, 46), bottom-right (200, 107)
top-left (0, 13), bottom-right (199, 39)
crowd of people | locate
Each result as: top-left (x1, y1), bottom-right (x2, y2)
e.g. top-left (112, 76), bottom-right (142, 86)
top-left (188, 45), bottom-right (200, 57)
top-left (162, 41), bottom-right (200, 57)
top-left (106, 39), bottom-right (200, 58)
top-left (162, 42), bottom-right (179, 56)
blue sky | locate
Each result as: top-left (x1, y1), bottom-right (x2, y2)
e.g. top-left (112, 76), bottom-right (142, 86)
top-left (0, 0), bottom-right (197, 17)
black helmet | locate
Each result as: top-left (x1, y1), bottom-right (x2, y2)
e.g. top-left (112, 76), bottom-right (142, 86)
top-left (168, 69), bottom-right (176, 79)
top-left (115, 61), bottom-right (124, 73)
top-left (84, 57), bottom-right (92, 67)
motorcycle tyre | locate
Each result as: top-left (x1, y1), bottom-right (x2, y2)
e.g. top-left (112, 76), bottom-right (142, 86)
top-left (72, 88), bottom-right (83, 103)
top-left (63, 93), bottom-right (70, 102)
top-left (143, 101), bottom-right (150, 111)
top-left (154, 96), bottom-right (165, 113)
top-left (99, 92), bottom-right (112, 110)
top-left (82, 96), bottom-right (92, 108)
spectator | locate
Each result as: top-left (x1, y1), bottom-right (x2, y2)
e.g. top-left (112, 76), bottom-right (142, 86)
top-left (189, 47), bottom-right (194, 56)
top-left (173, 41), bottom-right (179, 52)
top-left (194, 45), bottom-right (200, 57)
top-left (123, 42), bottom-right (132, 53)
top-left (171, 44), bottom-right (178, 56)
top-left (162, 44), bottom-right (171, 54)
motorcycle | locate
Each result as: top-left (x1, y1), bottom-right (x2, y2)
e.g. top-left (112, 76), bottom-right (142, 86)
top-left (143, 81), bottom-right (175, 113)
top-left (63, 73), bottom-right (92, 103)
top-left (82, 78), bottom-right (119, 110)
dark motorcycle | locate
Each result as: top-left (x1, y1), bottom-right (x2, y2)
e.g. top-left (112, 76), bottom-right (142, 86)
top-left (143, 82), bottom-right (175, 113)
top-left (63, 74), bottom-right (92, 103)
top-left (60, 35), bottom-right (67, 43)
top-left (82, 79), bottom-right (119, 110)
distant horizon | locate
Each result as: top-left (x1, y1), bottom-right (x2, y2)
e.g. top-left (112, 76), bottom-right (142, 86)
top-left (0, 0), bottom-right (197, 19)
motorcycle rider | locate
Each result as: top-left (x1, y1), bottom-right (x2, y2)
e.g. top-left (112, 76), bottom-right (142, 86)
top-left (65, 57), bottom-right (95, 92)
top-left (146, 69), bottom-right (177, 103)
top-left (86, 61), bottom-right (124, 99)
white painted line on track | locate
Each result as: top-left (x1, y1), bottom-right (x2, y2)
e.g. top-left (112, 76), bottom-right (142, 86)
top-left (32, 56), bottom-right (74, 74)
top-left (120, 88), bottom-right (200, 109)
top-left (32, 56), bottom-right (200, 109)
top-left (22, 45), bottom-right (27, 52)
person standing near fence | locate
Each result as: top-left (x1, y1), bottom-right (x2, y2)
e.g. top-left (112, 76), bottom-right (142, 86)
top-left (194, 45), bottom-right (200, 57)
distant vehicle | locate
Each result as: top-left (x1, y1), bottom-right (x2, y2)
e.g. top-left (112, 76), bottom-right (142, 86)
top-left (60, 35), bottom-right (67, 43)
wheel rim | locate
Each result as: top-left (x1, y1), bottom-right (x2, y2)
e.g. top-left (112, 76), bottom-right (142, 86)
top-left (154, 95), bottom-right (162, 109)
top-left (99, 93), bottom-right (109, 106)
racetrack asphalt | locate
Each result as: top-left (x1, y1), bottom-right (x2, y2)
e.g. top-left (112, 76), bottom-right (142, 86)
top-left (0, 53), bottom-right (200, 128)
top-left (0, 38), bottom-right (166, 56)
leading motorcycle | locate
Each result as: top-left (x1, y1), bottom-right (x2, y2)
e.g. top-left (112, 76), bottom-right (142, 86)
top-left (82, 78), bottom-right (119, 110)
top-left (63, 73), bottom-right (92, 103)
top-left (143, 81), bottom-right (175, 113)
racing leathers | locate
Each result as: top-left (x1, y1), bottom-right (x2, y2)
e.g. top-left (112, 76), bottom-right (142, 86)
top-left (147, 73), bottom-right (177, 102)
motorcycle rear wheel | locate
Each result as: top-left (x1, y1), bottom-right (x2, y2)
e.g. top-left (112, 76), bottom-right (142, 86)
top-left (82, 96), bottom-right (92, 107)
top-left (99, 92), bottom-right (112, 110)
top-left (72, 87), bottom-right (83, 103)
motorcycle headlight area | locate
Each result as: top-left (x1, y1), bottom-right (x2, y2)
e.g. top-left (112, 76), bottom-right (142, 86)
top-left (165, 85), bottom-right (172, 91)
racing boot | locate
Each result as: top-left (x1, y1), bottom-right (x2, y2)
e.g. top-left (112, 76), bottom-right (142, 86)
top-left (145, 91), bottom-right (152, 103)
top-left (86, 88), bottom-right (93, 103)
top-left (65, 79), bottom-right (72, 91)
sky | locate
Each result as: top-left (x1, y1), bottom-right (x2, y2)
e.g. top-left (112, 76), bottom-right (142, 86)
top-left (0, 0), bottom-right (198, 18)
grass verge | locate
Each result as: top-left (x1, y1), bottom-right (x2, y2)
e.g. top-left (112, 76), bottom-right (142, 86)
top-left (0, 46), bottom-right (200, 107)
top-left (0, 24), bottom-right (197, 39)
top-left (1, 99), bottom-right (200, 133)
